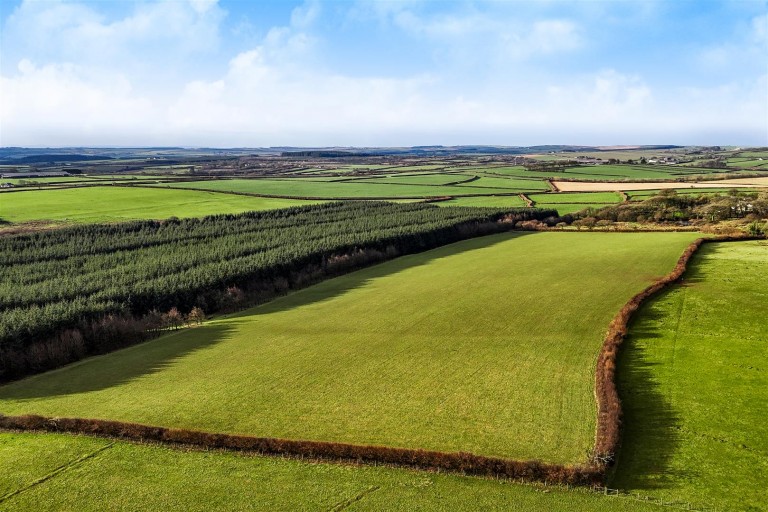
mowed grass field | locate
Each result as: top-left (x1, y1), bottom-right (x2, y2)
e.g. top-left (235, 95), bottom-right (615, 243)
top-left (0, 432), bottom-right (659, 512)
top-left (613, 241), bottom-right (768, 512)
top-left (0, 232), bottom-right (698, 464)
top-left (0, 186), bottom-right (321, 223)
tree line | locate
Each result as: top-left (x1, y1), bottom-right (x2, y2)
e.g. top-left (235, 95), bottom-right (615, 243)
top-left (0, 201), bottom-right (556, 381)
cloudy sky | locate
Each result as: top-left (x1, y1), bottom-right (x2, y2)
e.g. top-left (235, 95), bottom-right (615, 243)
top-left (0, 0), bottom-right (766, 147)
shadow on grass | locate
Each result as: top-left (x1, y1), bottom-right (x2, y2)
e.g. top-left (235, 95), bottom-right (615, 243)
top-left (0, 231), bottom-right (532, 400)
top-left (225, 230), bottom-right (533, 320)
top-left (610, 284), bottom-right (690, 490)
top-left (0, 323), bottom-right (236, 400)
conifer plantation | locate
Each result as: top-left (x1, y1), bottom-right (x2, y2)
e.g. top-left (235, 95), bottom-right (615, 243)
top-left (0, 201), bottom-right (553, 380)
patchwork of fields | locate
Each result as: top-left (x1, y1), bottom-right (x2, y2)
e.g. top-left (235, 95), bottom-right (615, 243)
top-left (1, 160), bottom-right (766, 226)
top-left (1, 154), bottom-right (766, 511)
top-left (0, 187), bottom-right (321, 223)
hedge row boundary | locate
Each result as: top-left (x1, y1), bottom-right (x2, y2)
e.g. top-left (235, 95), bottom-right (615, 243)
top-left (0, 414), bottom-right (600, 485)
top-left (591, 234), bottom-right (762, 469)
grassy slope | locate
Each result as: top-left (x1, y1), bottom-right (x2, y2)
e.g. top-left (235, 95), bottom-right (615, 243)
top-left (0, 433), bottom-right (659, 512)
top-left (613, 241), bottom-right (768, 511)
top-left (0, 232), bottom-right (698, 464)
top-left (170, 178), bottom-right (529, 198)
top-left (0, 186), bottom-right (321, 223)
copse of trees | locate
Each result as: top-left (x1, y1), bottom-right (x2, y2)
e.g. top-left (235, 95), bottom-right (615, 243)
top-left (0, 201), bottom-right (556, 381)
top-left (572, 189), bottom-right (767, 224)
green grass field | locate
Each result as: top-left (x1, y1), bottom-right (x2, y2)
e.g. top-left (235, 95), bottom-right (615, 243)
top-left (528, 192), bottom-right (623, 204)
top-left (526, 165), bottom-right (730, 182)
top-left (170, 178), bottom-right (536, 198)
top-left (0, 186), bottom-right (321, 223)
top-left (726, 158), bottom-right (768, 168)
top-left (542, 203), bottom-right (617, 215)
top-left (445, 165), bottom-right (528, 175)
top-left (455, 176), bottom-right (549, 190)
top-left (435, 196), bottom-right (528, 208)
top-left (338, 173), bottom-right (473, 186)
top-left (0, 432), bottom-right (662, 512)
top-left (624, 187), bottom-right (762, 200)
top-left (0, 232), bottom-right (698, 464)
top-left (525, 192), bottom-right (624, 216)
top-left (613, 241), bottom-right (768, 511)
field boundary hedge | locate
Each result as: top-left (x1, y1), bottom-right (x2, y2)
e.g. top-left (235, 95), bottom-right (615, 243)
top-left (591, 234), bottom-right (762, 471)
top-left (0, 414), bottom-right (600, 485)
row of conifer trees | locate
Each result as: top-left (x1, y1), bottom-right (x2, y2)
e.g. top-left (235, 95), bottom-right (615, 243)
top-left (0, 201), bottom-right (556, 381)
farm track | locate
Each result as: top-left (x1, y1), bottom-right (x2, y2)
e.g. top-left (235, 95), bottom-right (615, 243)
top-left (0, 442), bottom-right (114, 504)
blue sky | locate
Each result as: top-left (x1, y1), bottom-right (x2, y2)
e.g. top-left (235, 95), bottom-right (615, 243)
top-left (0, 0), bottom-right (766, 147)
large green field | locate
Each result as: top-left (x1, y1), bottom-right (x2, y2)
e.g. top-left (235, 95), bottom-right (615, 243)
top-left (613, 241), bottom-right (768, 511)
top-left (0, 432), bottom-right (660, 512)
top-left (168, 177), bottom-right (543, 198)
top-left (528, 165), bottom-right (734, 181)
top-left (335, 173), bottom-right (473, 186)
top-left (528, 192), bottom-right (623, 204)
top-left (0, 186), bottom-right (320, 223)
top-left (526, 192), bottom-right (624, 216)
top-left (625, 187), bottom-right (762, 200)
top-left (436, 195), bottom-right (528, 208)
top-left (0, 232), bottom-right (698, 464)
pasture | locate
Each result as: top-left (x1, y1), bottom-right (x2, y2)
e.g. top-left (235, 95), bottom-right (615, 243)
top-left (436, 196), bottom-right (528, 208)
top-left (169, 177), bottom-right (542, 198)
top-left (613, 241), bottom-right (768, 511)
top-left (0, 432), bottom-right (659, 512)
top-left (525, 192), bottom-right (623, 216)
top-left (528, 165), bottom-right (718, 181)
top-left (625, 187), bottom-right (759, 200)
top-left (0, 232), bottom-right (698, 464)
top-left (336, 173), bottom-right (474, 186)
top-left (553, 178), bottom-right (768, 192)
top-left (0, 186), bottom-right (320, 224)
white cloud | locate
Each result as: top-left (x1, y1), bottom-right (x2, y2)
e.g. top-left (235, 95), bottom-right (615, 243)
top-left (2, 0), bottom-right (226, 70)
top-left (290, 0), bottom-right (321, 29)
top-left (696, 13), bottom-right (768, 70)
top-left (0, 60), bottom-right (155, 145)
top-left (0, 1), bottom-right (765, 146)
top-left (500, 20), bottom-right (582, 59)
